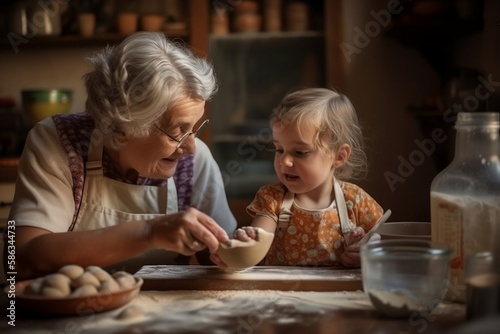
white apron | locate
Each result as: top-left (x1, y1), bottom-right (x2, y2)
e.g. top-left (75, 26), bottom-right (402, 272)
top-left (73, 130), bottom-right (186, 273)
top-left (278, 177), bottom-right (352, 246)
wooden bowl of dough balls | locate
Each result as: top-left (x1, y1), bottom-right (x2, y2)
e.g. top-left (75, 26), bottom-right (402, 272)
top-left (7, 265), bottom-right (143, 315)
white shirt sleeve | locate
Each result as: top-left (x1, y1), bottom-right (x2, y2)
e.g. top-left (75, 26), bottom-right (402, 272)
top-left (8, 118), bottom-right (75, 232)
top-left (192, 138), bottom-right (237, 235)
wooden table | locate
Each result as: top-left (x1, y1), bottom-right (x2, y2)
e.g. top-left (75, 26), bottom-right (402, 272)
top-left (136, 265), bottom-right (364, 291)
top-left (0, 266), bottom-right (466, 334)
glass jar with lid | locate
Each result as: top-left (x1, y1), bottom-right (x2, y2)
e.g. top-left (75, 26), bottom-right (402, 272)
top-left (430, 112), bottom-right (500, 303)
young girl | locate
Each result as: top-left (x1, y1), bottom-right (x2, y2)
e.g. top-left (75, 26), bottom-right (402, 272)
top-left (233, 88), bottom-right (383, 267)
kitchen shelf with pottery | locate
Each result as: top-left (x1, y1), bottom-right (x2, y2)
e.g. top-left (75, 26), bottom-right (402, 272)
top-left (0, 0), bottom-right (190, 51)
top-left (0, 29), bottom-right (189, 50)
top-left (211, 30), bottom-right (324, 40)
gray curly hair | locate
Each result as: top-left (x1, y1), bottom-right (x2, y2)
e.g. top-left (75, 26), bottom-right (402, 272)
top-left (84, 32), bottom-right (217, 149)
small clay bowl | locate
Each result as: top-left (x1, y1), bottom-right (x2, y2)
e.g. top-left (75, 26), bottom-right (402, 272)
top-left (218, 228), bottom-right (274, 269)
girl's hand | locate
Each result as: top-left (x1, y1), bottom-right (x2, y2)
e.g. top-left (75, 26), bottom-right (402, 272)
top-left (340, 227), bottom-right (381, 267)
top-left (213, 226), bottom-right (258, 268)
top-left (232, 226), bottom-right (258, 241)
top-left (340, 227), bottom-right (365, 267)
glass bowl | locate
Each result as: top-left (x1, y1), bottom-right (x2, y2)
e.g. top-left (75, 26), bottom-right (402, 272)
top-left (377, 222), bottom-right (431, 241)
top-left (361, 240), bottom-right (452, 318)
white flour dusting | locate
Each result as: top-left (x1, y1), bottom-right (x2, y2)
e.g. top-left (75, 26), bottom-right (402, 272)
top-left (80, 290), bottom-right (371, 333)
top-left (2, 289), bottom-right (464, 334)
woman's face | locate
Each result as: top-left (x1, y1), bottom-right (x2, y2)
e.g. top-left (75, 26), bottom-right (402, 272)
top-left (113, 97), bottom-right (206, 179)
top-left (272, 120), bottom-right (336, 198)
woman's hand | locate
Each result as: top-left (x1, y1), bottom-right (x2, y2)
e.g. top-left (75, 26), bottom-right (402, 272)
top-left (147, 207), bottom-right (230, 256)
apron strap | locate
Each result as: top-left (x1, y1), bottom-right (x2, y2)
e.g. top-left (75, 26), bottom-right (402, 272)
top-left (334, 179), bottom-right (351, 246)
top-left (278, 190), bottom-right (294, 230)
top-left (69, 129), bottom-right (104, 231)
top-left (87, 129), bottom-right (104, 166)
top-left (276, 179), bottom-right (351, 244)
top-left (85, 129), bottom-right (104, 194)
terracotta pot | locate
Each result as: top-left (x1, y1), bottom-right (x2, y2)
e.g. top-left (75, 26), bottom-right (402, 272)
top-left (140, 14), bottom-right (165, 32)
top-left (234, 12), bottom-right (262, 33)
top-left (117, 13), bottom-right (138, 35)
top-left (78, 13), bottom-right (95, 38)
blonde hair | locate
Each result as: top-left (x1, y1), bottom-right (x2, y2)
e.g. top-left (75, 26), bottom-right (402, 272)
top-left (84, 32), bottom-right (217, 149)
top-left (270, 88), bottom-right (367, 180)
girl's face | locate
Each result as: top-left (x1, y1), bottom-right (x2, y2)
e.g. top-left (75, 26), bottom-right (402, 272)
top-left (111, 97), bottom-right (206, 179)
top-left (272, 120), bottom-right (338, 200)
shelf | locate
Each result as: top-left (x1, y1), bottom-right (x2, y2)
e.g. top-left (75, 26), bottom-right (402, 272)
top-left (0, 157), bottom-right (19, 183)
top-left (0, 29), bottom-right (189, 52)
top-left (210, 30), bottom-right (324, 41)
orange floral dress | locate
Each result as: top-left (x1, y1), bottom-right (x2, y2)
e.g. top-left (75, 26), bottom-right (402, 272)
top-left (246, 181), bottom-right (383, 266)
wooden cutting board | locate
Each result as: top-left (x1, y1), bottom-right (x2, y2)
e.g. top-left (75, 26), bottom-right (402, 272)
top-left (135, 265), bottom-right (362, 291)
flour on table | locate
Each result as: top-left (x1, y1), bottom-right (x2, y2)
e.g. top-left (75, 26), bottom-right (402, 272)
top-left (77, 290), bottom-right (371, 333)
top-left (1, 289), bottom-right (461, 334)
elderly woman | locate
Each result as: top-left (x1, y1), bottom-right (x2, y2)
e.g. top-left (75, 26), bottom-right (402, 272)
top-left (6, 32), bottom-right (237, 280)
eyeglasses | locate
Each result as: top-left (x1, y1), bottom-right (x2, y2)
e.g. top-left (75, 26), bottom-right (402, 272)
top-left (155, 119), bottom-right (209, 149)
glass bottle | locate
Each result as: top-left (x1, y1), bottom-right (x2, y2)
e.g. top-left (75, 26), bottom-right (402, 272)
top-left (430, 112), bottom-right (500, 303)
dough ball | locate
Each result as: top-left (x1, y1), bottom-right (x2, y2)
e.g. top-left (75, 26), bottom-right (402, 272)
top-left (41, 273), bottom-right (71, 296)
top-left (99, 279), bottom-right (120, 294)
top-left (71, 271), bottom-right (101, 289)
top-left (70, 284), bottom-right (99, 297)
top-left (112, 271), bottom-right (136, 289)
top-left (85, 265), bottom-right (102, 273)
top-left (85, 265), bottom-right (113, 282)
top-left (41, 286), bottom-right (67, 298)
top-left (115, 305), bottom-right (144, 320)
top-left (58, 265), bottom-right (84, 280)
top-left (24, 278), bottom-right (44, 296)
